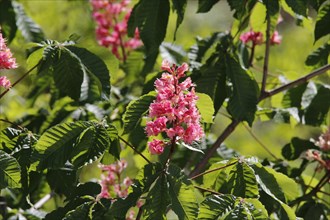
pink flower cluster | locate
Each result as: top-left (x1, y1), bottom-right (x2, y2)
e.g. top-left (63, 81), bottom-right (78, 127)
top-left (90, 0), bottom-right (142, 60)
top-left (146, 60), bottom-right (204, 155)
top-left (98, 160), bottom-right (132, 199)
top-left (306, 127), bottom-right (330, 172)
top-left (0, 31), bottom-right (17, 89)
top-left (240, 30), bottom-right (282, 45)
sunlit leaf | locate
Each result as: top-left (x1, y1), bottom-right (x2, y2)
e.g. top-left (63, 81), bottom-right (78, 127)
top-left (0, 150), bottom-right (21, 188)
top-left (196, 93), bottom-right (215, 123)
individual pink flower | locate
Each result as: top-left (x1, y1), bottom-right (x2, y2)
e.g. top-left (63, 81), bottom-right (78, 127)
top-left (0, 76), bottom-right (11, 89)
top-left (313, 127), bottom-right (330, 151)
top-left (240, 31), bottom-right (263, 45)
top-left (270, 31), bottom-right (282, 45)
top-left (145, 60), bottom-right (204, 155)
top-left (148, 139), bottom-right (165, 155)
top-left (90, 0), bottom-right (142, 60)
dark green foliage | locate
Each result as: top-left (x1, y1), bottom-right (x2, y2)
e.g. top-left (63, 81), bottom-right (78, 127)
top-left (282, 137), bottom-right (317, 160)
top-left (285, 0), bottom-right (308, 17)
top-left (197, 0), bottom-right (220, 13)
top-left (305, 42), bottom-right (330, 67)
top-left (0, 0), bottom-right (17, 43)
top-left (314, 2), bottom-right (330, 42)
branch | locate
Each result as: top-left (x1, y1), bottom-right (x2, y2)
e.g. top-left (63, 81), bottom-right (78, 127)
top-left (189, 120), bottom-right (240, 177)
top-left (189, 161), bottom-right (236, 180)
top-left (193, 185), bottom-right (222, 195)
top-left (260, 64), bottom-right (330, 100)
top-left (33, 191), bottom-right (55, 209)
top-left (119, 136), bottom-right (151, 164)
top-left (0, 62), bottom-right (40, 99)
top-left (0, 119), bottom-right (24, 130)
top-left (260, 14), bottom-right (271, 99)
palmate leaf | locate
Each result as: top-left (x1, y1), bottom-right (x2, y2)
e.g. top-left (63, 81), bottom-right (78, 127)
top-left (0, 150), bottom-right (21, 189)
top-left (197, 0), bottom-right (220, 13)
top-left (143, 174), bottom-right (170, 220)
top-left (225, 55), bottom-right (259, 125)
top-left (33, 121), bottom-right (88, 170)
top-left (122, 91), bottom-right (156, 134)
top-left (167, 164), bottom-right (199, 220)
top-left (12, 1), bottom-right (45, 43)
top-left (314, 2), bottom-right (330, 42)
top-left (0, 0), bottom-right (17, 43)
top-left (226, 161), bottom-right (259, 198)
top-left (128, 0), bottom-right (170, 56)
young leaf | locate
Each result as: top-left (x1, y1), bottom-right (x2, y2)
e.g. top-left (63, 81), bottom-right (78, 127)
top-left (12, 1), bottom-right (45, 42)
top-left (196, 93), bottom-right (215, 123)
top-left (122, 92), bottom-right (156, 134)
top-left (167, 164), bottom-right (199, 220)
top-left (197, 0), bottom-right (220, 13)
top-left (225, 55), bottom-right (259, 125)
top-left (314, 2), bottom-right (330, 42)
top-left (0, 150), bottom-right (21, 189)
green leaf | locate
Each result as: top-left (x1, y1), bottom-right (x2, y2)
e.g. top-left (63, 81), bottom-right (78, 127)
top-left (143, 174), bottom-right (170, 220)
top-left (304, 85), bottom-right (330, 126)
top-left (66, 46), bottom-right (111, 100)
top-left (227, 0), bottom-right (257, 19)
top-left (225, 55), bottom-right (259, 125)
top-left (282, 83), bottom-right (308, 109)
top-left (107, 125), bottom-right (120, 159)
top-left (71, 122), bottom-right (110, 168)
top-left (64, 202), bottom-right (93, 220)
top-left (167, 164), bottom-right (199, 220)
top-left (195, 61), bottom-right (227, 114)
top-left (244, 198), bottom-right (269, 219)
top-left (128, 0), bottom-right (170, 55)
top-left (52, 48), bottom-right (84, 101)
top-left (12, 1), bottom-right (45, 42)
top-left (297, 200), bottom-right (329, 220)
top-left (285, 0), bottom-right (308, 17)
top-left (0, 0), bottom-right (17, 43)
top-left (171, 0), bottom-right (187, 40)
top-left (197, 0), bottom-right (220, 13)
top-left (160, 42), bottom-right (187, 65)
top-left (198, 194), bottom-right (236, 219)
top-left (305, 42), bottom-right (330, 67)
top-left (0, 150), bottom-right (21, 189)
top-left (196, 93), bottom-right (215, 123)
top-left (314, 2), bottom-right (330, 42)
top-left (33, 121), bottom-right (88, 170)
top-left (122, 92), bottom-right (156, 134)
top-left (227, 161), bottom-right (259, 198)
top-left (282, 137), bottom-right (317, 160)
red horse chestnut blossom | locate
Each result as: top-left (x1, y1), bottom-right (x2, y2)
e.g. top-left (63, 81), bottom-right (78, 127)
top-left (240, 30), bottom-right (264, 45)
top-left (90, 0), bottom-right (142, 60)
top-left (0, 31), bottom-right (17, 89)
top-left (146, 60), bottom-right (204, 155)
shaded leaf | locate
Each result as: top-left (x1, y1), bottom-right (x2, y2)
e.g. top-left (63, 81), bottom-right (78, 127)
top-left (197, 0), bottom-right (220, 13)
top-left (160, 42), bottom-right (187, 65)
top-left (285, 0), bottom-right (308, 17)
top-left (122, 92), bottom-right (156, 134)
top-left (282, 83), bottom-right (308, 109)
top-left (0, 150), bottom-right (21, 189)
top-left (314, 2), bottom-right (330, 42)
top-left (171, 0), bottom-right (187, 39)
top-left (282, 137), bottom-right (317, 160)
top-left (305, 42), bottom-right (330, 67)
top-left (0, 0), bottom-right (17, 43)
top-left (198, 194), bottom-right (235, 219)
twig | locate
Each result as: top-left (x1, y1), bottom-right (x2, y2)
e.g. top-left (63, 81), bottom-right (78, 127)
top-left (260, 64), bottom-right (330, 100)
top-left (118, 136), bottom-right (151, 164)
top-left (33, 191), bottom-right (55, 209)
top-left (242, 123), bottom-right (278, 160)
top-left (0, 62), bottom-right (40, 99)
top-left (193, 185), bottom-right (222, 195)
top-left (0, 119), bottom-right (24, 130)
top-left (189, 161), bottom-right (236, 180)
top-left (189, 120), bottom-right (240, 177)
top-left (259, 14), bottom-right (271, 99)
